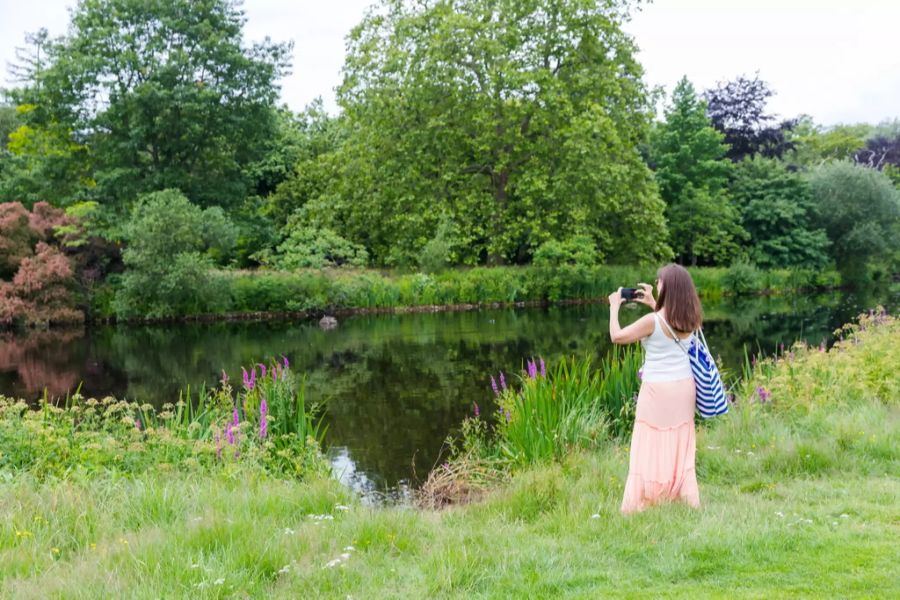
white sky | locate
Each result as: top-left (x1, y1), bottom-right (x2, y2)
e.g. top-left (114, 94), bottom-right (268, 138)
top-left (1, 0), bottom-right (898, 126)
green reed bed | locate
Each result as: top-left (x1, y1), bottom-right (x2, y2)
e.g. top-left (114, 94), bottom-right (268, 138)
top-left (218, 264), bottom-right (840, 316)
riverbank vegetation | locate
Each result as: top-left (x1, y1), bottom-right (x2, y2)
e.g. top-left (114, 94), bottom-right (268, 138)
top-left (1, 310), bottom-right (896, 596)
top-left (1, 0), bottom-right (898, 327)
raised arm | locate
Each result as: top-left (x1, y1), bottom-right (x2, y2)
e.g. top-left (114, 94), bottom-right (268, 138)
top-left (609, 287), bottom-right (655, 344)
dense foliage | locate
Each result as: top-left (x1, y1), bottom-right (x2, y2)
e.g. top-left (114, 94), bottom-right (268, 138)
top-left (0, 0), bottom-right (897, 326)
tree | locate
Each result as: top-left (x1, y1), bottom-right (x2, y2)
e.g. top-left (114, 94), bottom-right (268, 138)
top-left (290, 0), bottom-right (670, 266)
top-left (704, 74), bottom-right (795, 161)
top-left (786, 116), bottom-right (870, 167)
top-left (7, 0), bottom-right (291, 212)
top-left (649, 77), bottom-right (745, 265)
top-left (854, 119), bottom-right (900, 171)
top-left (729, 157), bottom-right (829, 269)
top-left (807, 161), bottom-right (900, 280)
top-left (114, 190), bottom-right (236, 318)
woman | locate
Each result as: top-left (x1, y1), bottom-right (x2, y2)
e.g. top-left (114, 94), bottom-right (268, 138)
top-left (608, 263), bottom-right (702, 515)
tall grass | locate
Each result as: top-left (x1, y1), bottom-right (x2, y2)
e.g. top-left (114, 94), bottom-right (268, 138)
top-left (471, 346), bottom-right (642, 467)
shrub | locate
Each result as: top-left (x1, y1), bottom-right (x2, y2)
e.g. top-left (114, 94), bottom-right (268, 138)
top-left (722, 259), bottom-right (762, 295)
top-left (275, 225), bottom-right (368, 269)
top-left (418, 217), bottom-right (455, 274)
top-left (115, 190), bottom-right (236, 318)
top-left (532, 235), bottom-right (600, 267)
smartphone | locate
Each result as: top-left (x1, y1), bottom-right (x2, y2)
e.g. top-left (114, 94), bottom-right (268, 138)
top-left (621, 288), bottom-right (644, 301)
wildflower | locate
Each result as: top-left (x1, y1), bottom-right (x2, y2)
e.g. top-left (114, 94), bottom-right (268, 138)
top-left (248, 368), bottom-right (256, 390)
top-left (282, 354), bottom-right (290, 369)
top-left (539, 357), bottom-right (546, 377)
top-left (527, 359), bottom-right (537, 379)
top-left (135, 419), bottom-right (142, 431)
top-left (221, 370), bottom-right (229, 385)
top-left (259, 363), bottom-right (267, 379)
top-left (51, 547), bottom-right (60, 555)
top-left (504, 409), bottom-right (511, 423)
top-left (442, 462), bottom-right (450, 472)
top-left (225, 422), bottom-right (234, 445)
top-left (259, 398), bottom-right (268, 440)
top-left (499, 371), bottom-right (507, 390)
top-left (755, 386), bottom-right (770, 403)
top-left (490, 376), bottom-right (499, 396)
top-left (271, 367), bottom-right (278, 383)
top-left (473, 402), bottom-right (480, 417)
top-left (233, 408), bottom-right (240, 427)
top-left (242, 368), bottom-right (250, 389)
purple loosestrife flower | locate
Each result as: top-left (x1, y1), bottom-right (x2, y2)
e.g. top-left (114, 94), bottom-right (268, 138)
top-left (233, 408), bottom-right (240, 426)
top-left (225, 422), bottom-right (234, 445)
top-left (499, 372), bottom-right (507, 390)
top-left (242, 368), bottom-right (250, 389)
top-left (491, 376), bottom-right (499, 397)
top-left (249, 368), bottom-right (256, 390)
top-left (756, 386), bottom-right (770, 403)
top-left (539, 358), bottom-right (545, 378)
top-left (221, 370), bottom-right (229, 385)
top-left (259, 398), bottom-right (268, 439)
top-left (473, 402), bottom-right (480, 417)
top-left (259, 363), bottom-right (267, 379)
top-left (527, 360), bottom-right (537, 379)
top-left (282, 355), bottom-right (290, 369)
top-left (271, 367), bottom-right (278, 383)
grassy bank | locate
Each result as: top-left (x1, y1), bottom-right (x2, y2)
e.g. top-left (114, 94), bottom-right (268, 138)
top-left (2, 311), bottom-right (896, 597)
top-left (94, 264), bottom-right (842, 321)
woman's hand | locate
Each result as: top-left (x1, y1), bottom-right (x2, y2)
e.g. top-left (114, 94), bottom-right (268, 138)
top-left (636, 282), bottom-right (656, 309)
top-left (608, 287), bottom-right (623, 308)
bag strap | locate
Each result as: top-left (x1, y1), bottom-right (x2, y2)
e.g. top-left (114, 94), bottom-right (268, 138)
top-left (656, 312), bottom-right (694, 356)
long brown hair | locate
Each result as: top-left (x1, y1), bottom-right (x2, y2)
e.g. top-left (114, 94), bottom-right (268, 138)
top-left (655, 264), bottom-right (703, 333)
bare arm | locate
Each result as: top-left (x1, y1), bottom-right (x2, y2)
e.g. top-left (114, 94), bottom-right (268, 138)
top-left (608, 288), bottom-right (655, 344)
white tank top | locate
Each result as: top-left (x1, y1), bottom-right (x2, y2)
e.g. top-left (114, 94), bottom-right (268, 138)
top-left (640, 312), bottom-right (694, 382)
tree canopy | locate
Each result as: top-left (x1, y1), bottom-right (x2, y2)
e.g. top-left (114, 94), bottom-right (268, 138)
top-left (5, 0), bottom-right (291, 212)
top-left (280, 0), bottom-right (671, 266)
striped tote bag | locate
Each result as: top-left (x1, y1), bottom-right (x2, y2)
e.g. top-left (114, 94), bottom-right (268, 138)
top-left (659, 317), bottom-right (729, 418)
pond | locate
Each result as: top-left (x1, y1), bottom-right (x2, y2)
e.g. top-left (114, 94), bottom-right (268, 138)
top-left (1, 289), bottom-right (896, 501)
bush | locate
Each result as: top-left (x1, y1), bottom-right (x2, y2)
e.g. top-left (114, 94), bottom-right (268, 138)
top-left (275, 225), bottom-right (368, 269)
top-left (114, 190), bottom-right (236, 318)
top-left (722, 259), bottom-right (762, 295)
top-left (532, 235), bottom-right (601, 267)
top-left (418, 217), bottom-right (455, 274)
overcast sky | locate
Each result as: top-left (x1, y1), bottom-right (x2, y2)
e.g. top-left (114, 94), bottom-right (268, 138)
top-left (1, 0), bottom-right (898, 126)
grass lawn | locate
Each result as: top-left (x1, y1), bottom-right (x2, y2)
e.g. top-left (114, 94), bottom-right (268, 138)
top-left (1, 314), bottom-right (897, 598)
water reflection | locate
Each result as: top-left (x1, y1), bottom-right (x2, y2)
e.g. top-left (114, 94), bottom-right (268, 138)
top-left (0, 288), bottom-right (895, 500)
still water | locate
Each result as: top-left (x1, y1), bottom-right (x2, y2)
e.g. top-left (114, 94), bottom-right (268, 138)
top-left (1, 290), bottom-right (895, 500)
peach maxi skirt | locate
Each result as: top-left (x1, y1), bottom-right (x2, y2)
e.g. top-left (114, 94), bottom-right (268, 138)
top-left (621, 377), bottom-right (701, 515)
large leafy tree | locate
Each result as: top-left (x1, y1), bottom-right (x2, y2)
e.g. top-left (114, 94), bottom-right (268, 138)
top-left (704, 74), bottom-right (796, 162)
top-left (291, 0), bottom-right (670, 266)
top-left (807, 161), bottom-right (900, 280)
top-left (786, 116), bottom-right (870, 168)
top-left (729, 157), bottom-right (829, 269)
top-left (6, 0), bottom-right (291, 212)
top-left (649, 77), bottom-right (745, 266)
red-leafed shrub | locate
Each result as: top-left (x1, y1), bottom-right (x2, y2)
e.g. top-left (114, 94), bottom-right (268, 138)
top-left (28, 201), bottom-right (73, 240)
top-left (13, 242), bottom-right (83, 325)
top-left (0, 202), bottom-right (83, 327)
top-left (0, 202), bottom-right (38, 278)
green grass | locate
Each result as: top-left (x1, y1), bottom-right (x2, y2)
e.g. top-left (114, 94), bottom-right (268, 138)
top-left (1, 312), bottom-right (896, 598)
